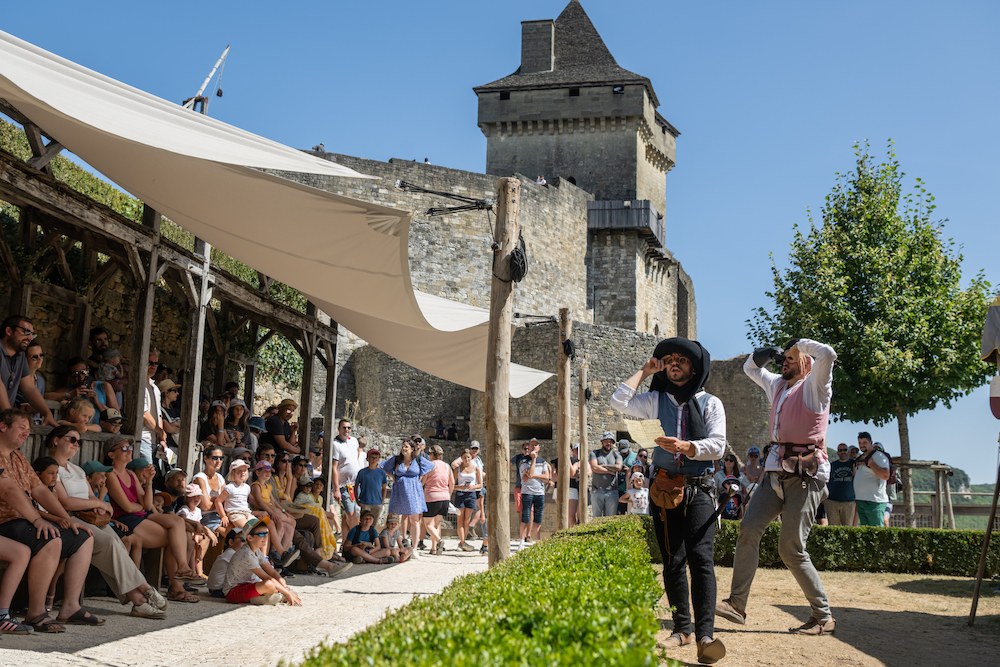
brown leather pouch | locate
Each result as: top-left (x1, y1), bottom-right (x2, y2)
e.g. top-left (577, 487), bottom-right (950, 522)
top-left (650, 469), bottom-right (685, 510)
top-left (74, 509), bottom-right (111, 527)
top-left (780, 445), bottom-right (819, 479)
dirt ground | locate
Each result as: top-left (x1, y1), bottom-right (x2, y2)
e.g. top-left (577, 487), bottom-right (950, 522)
top-left (655, 566), bottom-right (1000, 667)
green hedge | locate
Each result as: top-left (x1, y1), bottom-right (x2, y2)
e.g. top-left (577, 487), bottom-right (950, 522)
top-left (641, 516), bottom-right (1000, 577)
top-left (300, 517), bottom-right (661, 667)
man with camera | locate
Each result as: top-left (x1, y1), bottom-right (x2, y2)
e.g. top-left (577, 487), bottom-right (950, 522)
top-left (611, 337), bottom-right (727, 665)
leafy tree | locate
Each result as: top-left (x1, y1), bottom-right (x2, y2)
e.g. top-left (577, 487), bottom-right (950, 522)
top-left (748, 141), bottom-right (994, 527)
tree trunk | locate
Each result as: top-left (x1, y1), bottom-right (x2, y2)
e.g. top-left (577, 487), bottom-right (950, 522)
top-left (896, 404), bottom-right (916, 528)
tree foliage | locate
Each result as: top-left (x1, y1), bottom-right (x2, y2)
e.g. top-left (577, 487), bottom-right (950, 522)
top-left (748, 141), bottom-right (994, 426)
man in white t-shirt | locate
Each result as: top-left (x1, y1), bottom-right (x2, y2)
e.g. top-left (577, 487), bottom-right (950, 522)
top-left (330, 419), bottom-right (365, 532)
top-left (853, 433), bottom-right (890, 527)
top-left (140, 350), bottom-right (165, 463)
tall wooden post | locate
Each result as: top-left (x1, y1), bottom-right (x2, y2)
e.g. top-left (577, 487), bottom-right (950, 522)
top-left (943, 472), bottom-right (955, 529)
top-left (934, 470), bottom-right (943, 529)
top-left (577, 364), bottom-right (589, 524)
top-left (320, 337), bottom-right (338, 508)
top-left (177, 237), bottom-right (211, 474)
top-left (556, 308), bottom-right (572, 531)
top-left (125, 205), bottom-right (160, 451)
top-left (485, 177), bottom-right (520, 567)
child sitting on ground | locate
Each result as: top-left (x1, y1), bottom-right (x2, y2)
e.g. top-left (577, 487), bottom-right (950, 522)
top-left (379, 513), bottom-right (411, 563)
top-left (619, 471), bottom-right (650, 515)
top-left (343, 510), bottom-right (392, 564)
top-left (223, 518), bottom-right (301, 606)
top-left (207, 529), bottom-right (244, 598)
top-left (59, 397), bottom-right (101, 433)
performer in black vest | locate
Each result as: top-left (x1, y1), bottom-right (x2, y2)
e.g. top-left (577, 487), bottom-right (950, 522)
top-left (611, 337), bottom-right (727, 665)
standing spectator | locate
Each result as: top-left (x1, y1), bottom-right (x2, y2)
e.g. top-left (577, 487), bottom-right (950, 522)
top-left (85, 327), bottom-right (110, 370)
top-left (435, 419), bottom-right (445, 439)
top-left (356, 448), bottom-right (388, 522)
top-left (1, 316), bottom-right (56, 425)
top-left (453, 448), bottom-right (482, 552)
top-left (421, 444), bottom-right (453, 555)
top-left (825, 443), bottom-right (856, 526)
top-left (260, 398), bottom-right (300, 455)
top-left (589, 432), bottom-right (622, 518)
top-left (853, 433), bottom-right (890, 527)
top-left (158, 379), bottom-right (182, 451)
top-left (152, 364), bottom-right (170, 385)
top-left (848, 445), bottom-right (860, 461)
top-left (140, 350), bottom-right (166, 463)
top-left (616, 439), bottom-right (637, 515)
top-left (518, 439), bottom-right (549, 549)
top-left (0, 409), bottom-right (98, 631)
top-left (620, 471), bottom-right (650, 515)
top-left (714, 454), bottom-right (742, 494)
top-left (381, 440), bottom-right (434, 552)
top-left (743, 446), bottom-right (764, 494)
top-left (446, 423), bottom-right (458, 441)
top-left (330, 419), bottom-right (364, 533)
top-left (551, 443), bottom-right (581, 527)
top-left (510, 441), bottom-right (532, 539)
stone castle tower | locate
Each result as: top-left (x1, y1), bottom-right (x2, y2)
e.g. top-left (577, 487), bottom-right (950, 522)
top-left (474, 0), bottom-right (693, 337)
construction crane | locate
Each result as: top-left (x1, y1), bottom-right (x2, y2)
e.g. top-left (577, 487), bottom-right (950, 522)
top-left (181, 45), bottom-right (230, 115)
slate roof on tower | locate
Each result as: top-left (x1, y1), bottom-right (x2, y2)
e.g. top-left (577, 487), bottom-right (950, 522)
top-left (474, 0), bottom-right (660, 107)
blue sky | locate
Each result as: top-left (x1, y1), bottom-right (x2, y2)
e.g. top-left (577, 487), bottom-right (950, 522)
top-left (4, 1), bottom-right (999, 482)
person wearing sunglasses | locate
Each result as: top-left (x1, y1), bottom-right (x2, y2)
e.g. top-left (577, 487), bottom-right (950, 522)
top-left (223, 517), bottom-right (302, 605)
top-left (0, 315), bottom-right (57, 426)
top-left (45, 425), bottom-right (168, 619)
top-left (44, 357), bottom-right (118, 429)
top-left (15, 341), bottom-right (46, 423)
top-left (193, 446), bottom-right (228, 532)
top-left (825, 443), bottom-right (856, 526)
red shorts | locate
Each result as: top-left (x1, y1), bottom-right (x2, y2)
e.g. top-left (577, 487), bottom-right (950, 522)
top-left (225, 582), bottom-right (261, 604)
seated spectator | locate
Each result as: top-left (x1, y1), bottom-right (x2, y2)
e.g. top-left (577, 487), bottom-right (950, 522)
top-left (59, 396), bottom-right (101, 433)
top-left (249, 461), bottom-right (298, 564)
top-left (0, 482), bottom-right (31, 633)
top-left (1, 316), bottom-right (57, 426)
top-left (343, 510), bottom-right (391, 564)
top-left (99, 408), bottom-right (124, 434)
top-left (223, 517), bottom-right (302, 606)
top-left (198, 401), bottom-right (232, 447)
top-left (215, 459), bottom-right (255, 530)
top-left (380, 514), bottom-right (412, 563)
top-left (15, 341), bottom-right (46, 424)
top-left (232, 446), bottom-right (254, 465)
top-left (158, 379), bottom-right (182, 451)
top-left (446, 423), bottom-right (458, 441)
top-left (194, 446), bottom-right (228, 532)
top-left (207, 529), bottom-right (244, 597)
top-left (104, 435), bottom-right (202, 602)
top-left (152, 364), bottom-right (170, 385)
top-left (0, 409), bottom-right (99, 631)
top-left (246, 416), bottom-right (267, 453)
top-left (714, 453), bottom-right (742, 494)
top-left (85, 326), bottom-right (110, 370)
top-left (226, 399), bottom-right (250, 446)
top-left (46, 357), bottom-right (119, 427)
top-left (47, 426), bottom-right (168, 618)
top-left (224, 382), bottom-right (240, 401)
top-left (84, 460), bottom-right (112, 502)
top-left (159, 467), bottom-right (218, 575)
top-left (177, 484), bottom-right (217, 578)
top-left (198, 394), bottom-right (210, 424)
top-left (260, 399), bottom-right (300, 455)
top-left (307, 444), bottom-right (322, 478)
top-left (96, 348), bottom-right (124, 386)
top-left (434, 419), bottom-right (445, 440)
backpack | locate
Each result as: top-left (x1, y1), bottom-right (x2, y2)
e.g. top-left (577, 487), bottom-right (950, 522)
top-left (861, 446), bottom-right (898, 488)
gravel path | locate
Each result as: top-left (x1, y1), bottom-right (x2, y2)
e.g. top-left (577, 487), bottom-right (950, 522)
top-left (0, 540), bottom-right (490, 667)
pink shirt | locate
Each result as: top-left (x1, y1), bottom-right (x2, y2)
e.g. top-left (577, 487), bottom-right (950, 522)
top-left (422, 460), bottom-right (452, 502)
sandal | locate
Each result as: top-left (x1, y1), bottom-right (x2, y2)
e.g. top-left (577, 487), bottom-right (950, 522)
top-left (57, 608), bottom-right (106, 626)
top-left (0, 613), bottom-right (33, 634)
top-left (167, 590), bottom-right (201, 603)
top-left (25, 614), bottom-right (65, 633)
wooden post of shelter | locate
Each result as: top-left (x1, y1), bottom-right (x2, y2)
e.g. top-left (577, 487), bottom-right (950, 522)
top-left (320, 336), bottom-right (338, 509)
top-left (577, 364), bottom-right (589, 525)
top-left (943, 472), bottom-right (955, 529)
top-left (177, 237), bottom-right (212, 474)
top-left (556, 308), bottom-right (572, 531)
top-left (297, 302), bottom-right (318, 453)
top-left (934, 469), bottom-right (944, 529)
top-left (969, 434), bottom-right (1000, 626)
top-left (124, 204), bottom-right (160, 448)
top-left (211, 301), bottom-right (230, 399)
top-left (485, 177), bottom-right (520, 567)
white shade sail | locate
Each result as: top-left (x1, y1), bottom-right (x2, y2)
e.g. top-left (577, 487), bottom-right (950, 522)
top-left (0, 30), bottom-right (552, 398)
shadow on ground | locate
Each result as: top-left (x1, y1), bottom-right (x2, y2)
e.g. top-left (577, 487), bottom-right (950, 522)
top-left (889, 577), bottom-right (1000, 599)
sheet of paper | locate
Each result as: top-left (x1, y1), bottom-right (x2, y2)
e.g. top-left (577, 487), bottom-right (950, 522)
top-left (625, 419), bottom-right (666, 449)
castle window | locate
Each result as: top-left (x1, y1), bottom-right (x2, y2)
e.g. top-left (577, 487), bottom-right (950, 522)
top-left (569, 88), bottom-right (580, 97)
top-left (613, 86), bottom-right (625, 95)
top-left (567, 176), bottom-right (576, 185)
top-left (500, 91), bottom-right (510, 101)
top-left (511, 422), bottom-right (553, 441)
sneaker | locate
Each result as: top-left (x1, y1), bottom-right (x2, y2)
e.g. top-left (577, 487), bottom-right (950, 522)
top-left (249, 593), bottom-right (284, 605)
top-left (460, 542), bottom-right (475, 552)
top-left (325, 561), bottom-right (353, 578)
top-left (411, 548), bottom-right (421, 559)
top-left (130, 601), bottom-right (167, 619)
top-left (517, 539), bottom-right (525, 550)
top-left (715, 598), bottom-right (746, 625)
top-left (789, 618), bottom-right (835, 635)
top-left (402, 539), bottom-right (412, 548)
top-left (353, 555), bottom-right (365, 564)
top-left (480, 544), bottom-right (488, 555)
top-left (144, 587), bottom-right (168, 611)
top-left (0, 612), bottom-right (34, 634)
top-left (524, 536), bottom-right (532, 543)
top-left (434, 542), bottom-right (445, 555)
top-left (696, 637), bottom-right (726, 664)
top-left (280, 548), bottom-right (301, 568)
top-left (417, 541), bottom-right (426, 551)
top-left (280, 567), bottom-right (296, 578)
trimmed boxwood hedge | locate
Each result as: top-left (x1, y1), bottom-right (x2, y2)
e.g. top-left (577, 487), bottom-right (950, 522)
top-left (640, 516), bottom-right (1000, 577)
top-left (300, 516), bottom-right (661, 667)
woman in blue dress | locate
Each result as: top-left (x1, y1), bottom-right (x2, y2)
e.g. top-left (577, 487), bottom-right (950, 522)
top-left (381, 440), bottom-right (434, 547)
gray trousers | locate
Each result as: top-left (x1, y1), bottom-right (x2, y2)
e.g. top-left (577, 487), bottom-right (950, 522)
top-left (728, 472), bottom-right (832, 622)
top-left (73, 518), bottom-right (147, 604)
top-left (824, 499), bottom-right (855, 526)
top-left (591, 488), bottom-right (618, 518)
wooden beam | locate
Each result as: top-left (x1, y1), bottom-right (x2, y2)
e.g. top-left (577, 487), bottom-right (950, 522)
top-left (125, 243), bottom-right (146, 288)
top-left (124, 242), bottom-right (158, 451)
top-left (205, 307), bottom-right (224, 356)
top-left (556, 308), bottom-right (572, 531)
top-left (255, 329), bottom-right (277, 351)
top-left (177, 242), bottom-right (212, 474)
top-left (228, 315), bottom-right (250, 338)
top-left (52, 235), bottom-right (77, 293)
top-left (485, 177), bottom-right (519, 566)
top-left (163, 275), bottom-right (193, 310)
top-left (91, 260), bottom-right (122, 301)
top-left (578, 364), bottom-right (589, 525)
top-left (243, 322), bottom-right (259, 411)
top-left (29, 279), bottom-right (87, 306)
top-left (212, 302), bottom-right (230, 399)
top-left (257, 272), bottom-right (272, 295)
top-left (0, 223), bottom-right (21, 283)
top-left (320, 337), bottom-right (338, 511)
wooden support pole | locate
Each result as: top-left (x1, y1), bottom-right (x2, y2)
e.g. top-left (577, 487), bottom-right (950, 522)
top-left (320, 337), bottom-right (338, 509)
top-left (969, 442), bottom-right (1000, 626)
top-left (212, 302), bottom-right (230, 399)
top-left (934, 470), bottom-right (943, 529)
top-left (298, 303), bottom-right (318, 453)
top-left (177, 238), bottom-right (211, 474)
top-left (944, 473), bottom-right (956, 530)
top-left (485, 177), bottom-right (520, 567)
top-left (556, 308), bottom-right (572, 531)
top-left (243, 322), bottom-right (259, 410)
top-left (125, 205), bottom-right (160, 452)
top-left (578, 365), bottom-right (589, 524)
